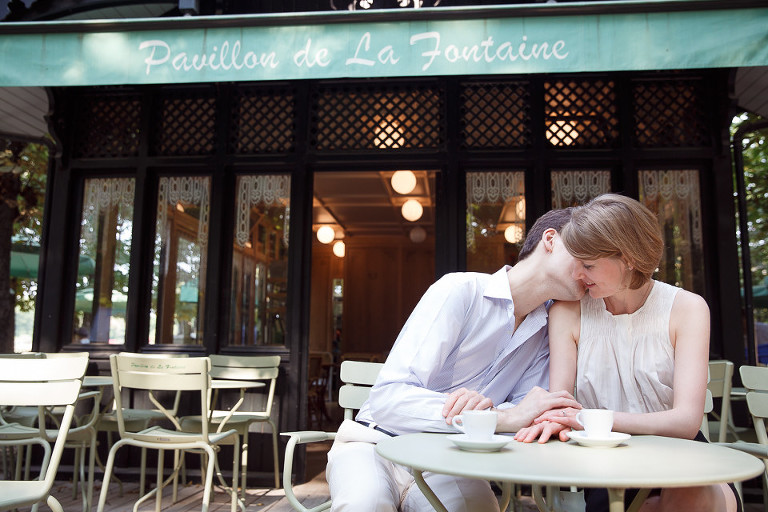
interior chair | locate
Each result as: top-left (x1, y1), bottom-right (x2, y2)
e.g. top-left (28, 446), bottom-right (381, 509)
top-left (180, 354), bottom-right (281, 495)
top-left (282, 360), bottom-right (383, 512)
top-left (96, 353), bottom-right (244, 512)
top-left (307, 352), bottom-right (331, 430)
top-left (94, 353), bottom-right (187, 497)
top-left (0, 352), bottom-right (100, 512)
top-left (0, 354), bottom-right (87, 512)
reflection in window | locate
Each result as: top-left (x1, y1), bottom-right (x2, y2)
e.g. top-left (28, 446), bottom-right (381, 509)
top-left (639, 170), bottom-right (704, 295)
top-left (229, 175), bottom-right (290, 346)
top-left (150, 176), bottom-right (210, 345)
top-left (551, 170), bottom-right (611, 208)
top-left (74, 178), bottom-right (135, 344)
top-left (466, 171), bottom-right (526, 272)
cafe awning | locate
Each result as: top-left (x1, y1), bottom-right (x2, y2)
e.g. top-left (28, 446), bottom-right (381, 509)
top-left (1, 1), bottom-right (768, 87)
top-left (10, 247), bottom-right (95, 279)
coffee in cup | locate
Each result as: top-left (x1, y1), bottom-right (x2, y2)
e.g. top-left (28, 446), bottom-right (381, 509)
top-left (576, 409), bottom-right (614, 438)
top-left (453, 409), bottom-right (497, 441)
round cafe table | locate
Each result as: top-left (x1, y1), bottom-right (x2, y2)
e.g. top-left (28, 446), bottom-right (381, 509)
top-left (376, 433), bottom-right (764, 512)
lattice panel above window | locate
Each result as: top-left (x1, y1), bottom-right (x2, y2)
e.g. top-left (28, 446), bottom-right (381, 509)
top-left (151, 93), bottom-right (216, 156)
top-left (633, 80), bottom-right (710, 147)
top-left (229, 88), bottom-right (296, 154)
top-left (544, 79), bottom-right (619, 148)
top-left (311, 85), bottom-right (444, 150)
top-left (460, 82), bottom-right (531, 149)
top-left (72, 95), bottom-right (141, 158)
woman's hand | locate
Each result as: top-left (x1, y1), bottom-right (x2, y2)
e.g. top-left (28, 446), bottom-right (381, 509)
top-left (514, 419), bottom-right (570, 443)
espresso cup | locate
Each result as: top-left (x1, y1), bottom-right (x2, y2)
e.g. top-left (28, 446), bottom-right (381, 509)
top-left (453, 409), bottom-right (497, 441)
top-left (576, 409), bottom-right (614, 438)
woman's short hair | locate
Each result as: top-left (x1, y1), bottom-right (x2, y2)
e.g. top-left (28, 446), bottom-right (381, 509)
top-left (560, 194), bottom-right (663, 289)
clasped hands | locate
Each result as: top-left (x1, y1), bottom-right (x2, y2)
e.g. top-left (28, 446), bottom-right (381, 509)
top-left (514, 406), bottom-right (583, 443)
top-left (441, 386), bottom-right (582, 437)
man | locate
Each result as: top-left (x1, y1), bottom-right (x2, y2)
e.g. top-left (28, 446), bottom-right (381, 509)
top-left (326, 208), bottom-right (585, 512)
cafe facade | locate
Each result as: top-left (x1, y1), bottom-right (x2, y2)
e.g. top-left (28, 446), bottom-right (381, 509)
top-left (2, 0), bottom-right (768, 481)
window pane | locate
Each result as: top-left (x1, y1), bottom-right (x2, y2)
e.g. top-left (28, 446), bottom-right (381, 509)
top-left (73, 178), bottom-right (134, 345)
top-left (639, 170), bottom-right (705, 295)
top-left (229, 175), bottom-right (290, 346)
top-left (149, 176), bottom-right (210, 345)
top-left (466, 171), bottom-right (526, 272)
top-left (551, 169), bottom-right (611, 208)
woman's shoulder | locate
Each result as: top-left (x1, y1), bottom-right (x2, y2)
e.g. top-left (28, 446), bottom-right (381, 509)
top-left (550, 299), bottom-right (581, 317)
top-left (667, 284), bottom-right (710, 318)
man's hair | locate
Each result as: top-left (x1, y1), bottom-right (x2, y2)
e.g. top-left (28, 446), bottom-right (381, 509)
top-left (517, 207), bottom-right (574, 261)
top-left (560, 194), bottom-right (663, 289)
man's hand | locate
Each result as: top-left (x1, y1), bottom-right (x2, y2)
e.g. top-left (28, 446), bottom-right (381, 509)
top-left (496, 387), bottom-right (581, 433)
top-left (442, 388), bottom-right (494, 425)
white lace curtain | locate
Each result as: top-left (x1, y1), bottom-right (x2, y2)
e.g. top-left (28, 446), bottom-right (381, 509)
top-left (82, 178), bottom-right (135, 247)
top-left (234, 175), bottom-right (291, 248)
top-left (157, 176), bottom-right (210, 249)
top-left (639, 170), bottom-right (702, 247)
top-left (551, 170), bottom-right (611, 208)
top-left (466, 171), bottom-right (525, 249)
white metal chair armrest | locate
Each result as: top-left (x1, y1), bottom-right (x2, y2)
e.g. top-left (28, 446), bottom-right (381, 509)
top-left (281, 431), bottom-right (336, 512)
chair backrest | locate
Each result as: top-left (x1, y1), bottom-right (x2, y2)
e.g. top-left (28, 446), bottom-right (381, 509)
top-left (701, 389), bottom-right (714, 440)
top-left (707, 360), bottom-right (734, 442)
top-left (338, 360), bottom-right (384, 420)
top-left (740, 364), bottom-right (768, 445)
top-left (0, 355), bottom-right (87, 499)
top-left (110, 353), bottom-right (212, 439)
top-left (708, 360), bottom-right (734, 399)
top-left (209, 354), bottom-right (280, 415)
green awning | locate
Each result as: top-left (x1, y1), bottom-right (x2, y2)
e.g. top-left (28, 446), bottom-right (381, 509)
top-left (10, 249), bottom-right (95, 279)
top-left (1, 2), bottom-right (767, 86)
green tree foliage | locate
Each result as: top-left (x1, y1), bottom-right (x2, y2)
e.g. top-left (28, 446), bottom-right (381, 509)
top-left (732, 113), bottom-right (768, 322)
top-left (0, 139), bottom-right (48, 353)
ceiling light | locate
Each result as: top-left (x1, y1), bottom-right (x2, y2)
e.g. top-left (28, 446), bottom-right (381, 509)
top-left (391, 170), bottom-right (417, 195)
top-left (333, 240), bottom-right (346, 258)
top-left (401, 199), bottom-right (423, 222)
top-left (504, 224), bottom-right (524, 244)
top-left (409, 226), bottom-right (427, 243)
top-left (316, 225), bottom-right (335, 244)
top-left (515, 197), bottom-right (526, 220)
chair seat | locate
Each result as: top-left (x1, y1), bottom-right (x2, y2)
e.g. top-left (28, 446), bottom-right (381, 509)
top-left (130, 425), bottom-right (239, 446)
top-left (0, 422), bottom-right (94, 443)
top-left (182, 412), bottom-right (274, 436)
top-left (0, 480), bottom-right (55, 509)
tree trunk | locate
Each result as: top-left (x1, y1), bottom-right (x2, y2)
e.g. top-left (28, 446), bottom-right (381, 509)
top-left (0, 171), bottom-right (20, 353)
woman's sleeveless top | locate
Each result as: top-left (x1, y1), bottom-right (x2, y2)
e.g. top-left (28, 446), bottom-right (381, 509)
top-left (575, 280), bottom-right (680, 413)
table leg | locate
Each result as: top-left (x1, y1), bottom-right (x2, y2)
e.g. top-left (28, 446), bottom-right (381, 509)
top-left (607, 488), bottom-right (626, 512)
top-left (412, 469), bottom-right (449, 512)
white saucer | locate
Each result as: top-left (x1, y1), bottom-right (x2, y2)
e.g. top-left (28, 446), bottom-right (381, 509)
top-left (567, 430), bottom-right (631, 448)
top-left (449, 434), bottom-right (512, 452)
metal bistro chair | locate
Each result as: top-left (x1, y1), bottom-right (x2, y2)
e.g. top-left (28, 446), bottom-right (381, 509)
top-left (94, 353), bottom-right (187, 497)
top-left (281, 360), bottom-right (384, 512)
top-left (0, 352), bottom-right (100, 512)
top-left (706, 360), bottom-right (749, 443)
top-left (734, 365), bottom-right (768, 512)
top-left (0, 355), bottom-right (87, 512)
top-left (96, 353), bottom-right (244, 512)
top-left (181, 354), bottom-right (281, 495)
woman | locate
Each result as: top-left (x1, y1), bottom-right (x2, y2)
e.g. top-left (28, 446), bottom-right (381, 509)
top-left (514, 194), bottom-right (739, 512)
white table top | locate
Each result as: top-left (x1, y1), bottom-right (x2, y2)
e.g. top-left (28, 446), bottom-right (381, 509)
top-left (376, 433), bottom-right (764, 511)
